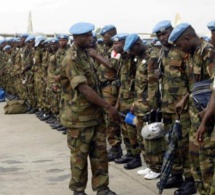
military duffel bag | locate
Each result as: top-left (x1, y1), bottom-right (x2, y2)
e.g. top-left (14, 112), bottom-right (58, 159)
top-left (4, 100), bottom-right (27, 114)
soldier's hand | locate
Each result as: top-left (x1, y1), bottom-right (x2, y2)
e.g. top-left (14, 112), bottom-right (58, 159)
top-left (175, 98), bottom-right (185, 115)
top-left (154, 69), bottom-right (163, 79)
top-left (86, 48), bottom-right (98, 58)
top-left (106, 105), bottom-right (119, 121)
top-left (196, 123), bottom-right (206, 143)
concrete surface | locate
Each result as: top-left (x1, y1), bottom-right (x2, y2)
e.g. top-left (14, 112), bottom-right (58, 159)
top-left (0, 102), bottom-right (198, 195)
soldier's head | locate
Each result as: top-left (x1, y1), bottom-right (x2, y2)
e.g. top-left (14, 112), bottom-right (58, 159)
top-left (124, 34), bottom-right (147, 57)
top-left (57, 34), bottom-right (69, 48)
top-left (49, 38), bottom-right (59, 53)
top-left (168, 23), bottom-right (199, 54)
top-left (35, 36), bottom-right (46, 48)
top-left (69, 22), bottom-right (95, 49)
top-left (100, 24), bottom-right (117, 47)
top-left (3, 45), bottom-right (11, 54)
top-left (25, 35), bottom-right (35, 48)
top-left (20, 33), bottom-right (29, 46)
top-left (207, 20), bottom-right (215, 47)
top-left (112, 33), bottom-right (128, 54)
top-left (153, 20), bottom-right (173, 47)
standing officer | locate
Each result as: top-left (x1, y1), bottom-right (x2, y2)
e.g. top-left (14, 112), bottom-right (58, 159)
top-left (60, 22), bottom-right (118, 195)
top-left (169, 23), bottom-right (215, 195)
top-left (153, 20), bottom-right (196, 195)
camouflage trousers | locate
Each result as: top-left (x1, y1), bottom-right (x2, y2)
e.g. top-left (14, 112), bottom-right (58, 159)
top-left (189, 110), bottom-right (215, 195)
top-left (163, 112), bottom-right (192, 178)
top-left (102, 86), bottom-right (121, 147)
top-left (67, 122), bottom-right (109, 192)
top-left (137, 116), bottom-right (165, 173)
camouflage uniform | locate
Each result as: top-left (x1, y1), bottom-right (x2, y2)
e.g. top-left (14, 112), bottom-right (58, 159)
top-left (160, 46), bottom-right (192, 178)
top-left (97, 45), bottom-right (121, 147)
top-left (186, 41), bottom-right (215, 195)
top-left (60, 44), bottom-right (109, 192)
top-left (117, 53), bottom-right (136, 153)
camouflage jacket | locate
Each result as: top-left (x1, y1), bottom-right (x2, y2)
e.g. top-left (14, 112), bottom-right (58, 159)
top-left (60, 44), bottom-right (104, 128)
top-left (160, 46), bottom-right (188, 113)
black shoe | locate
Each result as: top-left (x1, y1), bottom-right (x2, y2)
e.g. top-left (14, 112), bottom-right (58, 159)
top-left (27, 108), bottom-right (38, 114)
top-left (40, 114), bottom-right (51, 121)
top-left (62, 130), bottom-right (67, 135)
top-left (57, 126), bottom-right (67, 131)
top-left (97, 187), bottom-right (116, 195)
top-left (124, 155), bottom-right (142, 170)
top-left (157, 174), bottom-right (183, 189)
top-left (73, 191), bottom-right (87, 195)
top-left (52, 124), bottom-right (63, 129)
top-left (108, 145), bottom-right (122, 162)
top-left (114, 152), bottom-right (133, 164)
top-left (174, 181), bottom-right (197, 195)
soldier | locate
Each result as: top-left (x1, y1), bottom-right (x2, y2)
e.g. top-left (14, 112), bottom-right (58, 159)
top-left (169, 23), bottom-right (215, 195)
top-left (33, 36), bottom-right (46, 114)
top-left (123, 34), bottom-right (164, 177)
top-left (60, 22), bottom-right (118, 195)
top-left (96, 24), bottom-right (122, 161)
top-left (153, 20), bottom-right (196, 195)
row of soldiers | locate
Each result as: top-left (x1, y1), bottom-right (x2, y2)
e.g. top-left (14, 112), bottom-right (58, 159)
top-left (1, 19), bottom-right (215, 195)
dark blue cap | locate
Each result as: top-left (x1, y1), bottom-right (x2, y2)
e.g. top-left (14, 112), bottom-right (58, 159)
top-left (69, 22), bottom-right (95, 35)
top-left (168, 23), bottom-right (191, 44)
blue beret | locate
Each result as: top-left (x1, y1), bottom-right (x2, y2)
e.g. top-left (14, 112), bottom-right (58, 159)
top-left (154, 41), bottom-right (162, 46)
top-left (123, 34), bottom-right (139, 52)
top-left (35, 36), bottom-right (46, 47)
top-left (57, 34), bottom-right (69, 40)
top-left (92, 32), bottom-right (97, 38)
top-left (43, 38), bottom-right (53, 44)
top-left (100, 24), bottom-right (116, 35)
top-left (20, 33), bottom-right (29, 38)
top-left (111, 33), bottom-right (129, 42)
top-left (25, 35), bottom-right (35, 43)
top-left (168, 23), bottom-right (191, 44)
top-left (69, 22), bottom-right (95, 35)
top-left (97, 38), bottom-right (103, 43)
top-left (50, 38), bottom-right (59, 44)
top-left (3, 45), bottom-right (11, 51)
top-left (152, 20), bottom-right (172, 34)
top-left (207, 20), bottom-right (215, 31)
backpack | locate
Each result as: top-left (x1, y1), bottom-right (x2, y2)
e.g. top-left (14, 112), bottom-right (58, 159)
top-left (190, 79), bottom-right (212, 112)
top-left (4, 100), bottom-right (27, 114)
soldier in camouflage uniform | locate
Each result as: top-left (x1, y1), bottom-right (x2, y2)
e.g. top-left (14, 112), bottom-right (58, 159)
top-left (170, 23), bottom-right (215, 195)
top-left (32, 36), bottom-right (46, 114)
top-left (21, 35), bottom-right (36, 111)
top-left (153, 21), bottom-right (196, 195)
top-left (94, 24), bottom-right (122, 161)
top-left (60, 22), bottom-right (118, 195)
top-left (123, 34), bottom-right (165, 176)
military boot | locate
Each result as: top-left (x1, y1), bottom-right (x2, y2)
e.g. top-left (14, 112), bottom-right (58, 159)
top-left (97, 187), bottom-right (116, 195)
top-left (174, 177), bottom-right (197, 195)
top-left (124, 154), bottom-right (142, 169)
top-left (108, 145), bottom-right (122, 161)
top-left (114, 151), bottom-right (133, 164)
top-left (157, 174), bottom-right (183, 189)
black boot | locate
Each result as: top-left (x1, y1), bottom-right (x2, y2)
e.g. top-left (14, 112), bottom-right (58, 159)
top-left (73, 191), bottom-right (87, 195)
top-left (174, 177), bottom-right (197, 195)
top-left (108, 145), bottom-right (122, 162)
top-left (114, 152), bottom-right (133, 164)
top-left (157, 174), bottom-right (183, 189)
top-left (124, 154), bottom-right (142, 169)
top-left (97, 187), bottom-right (116, 195)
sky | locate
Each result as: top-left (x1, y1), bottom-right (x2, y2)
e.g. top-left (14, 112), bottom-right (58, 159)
top-left (0, 0), bottom-right (214, 36)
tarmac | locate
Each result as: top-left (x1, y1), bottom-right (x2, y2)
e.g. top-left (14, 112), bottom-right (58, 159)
top-left (0, 102), bottom-right (199, 195)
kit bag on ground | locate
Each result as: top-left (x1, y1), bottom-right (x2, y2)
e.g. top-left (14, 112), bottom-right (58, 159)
top-left (4, 100), bottom-right (27, 114)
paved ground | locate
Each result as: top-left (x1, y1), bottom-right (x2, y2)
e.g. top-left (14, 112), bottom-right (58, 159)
top-left (0, 102), bottom-right (198, 195)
